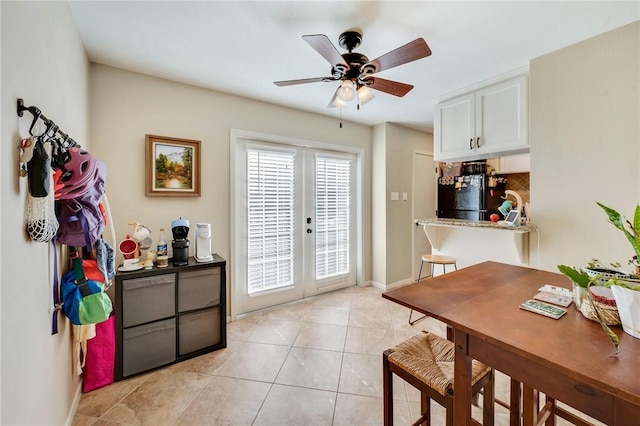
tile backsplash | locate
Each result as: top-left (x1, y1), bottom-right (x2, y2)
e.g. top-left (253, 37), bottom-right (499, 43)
top-left (505, 172), bottom-right (530, 205)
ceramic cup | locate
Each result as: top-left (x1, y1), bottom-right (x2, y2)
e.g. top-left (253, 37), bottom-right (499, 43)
top-left (139, 235), bottom-right (154, 249)
top-left (132, 224), bottom-right (151, 242)
top-left (156, 255), bottom-right (169, 268)
top-left (123, 258), bottom-right (140, 269)
top-left (119, 238), bottom-right (138, 259)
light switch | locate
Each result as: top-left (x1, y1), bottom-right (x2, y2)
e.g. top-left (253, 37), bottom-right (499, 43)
top-left (390, 192), bottom-right (399, 201)
top-left (402, 192), bottom-right (408, 201)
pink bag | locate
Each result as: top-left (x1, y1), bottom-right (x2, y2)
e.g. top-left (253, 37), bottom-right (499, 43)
top-left (82, 314), bottom-right (115, 392)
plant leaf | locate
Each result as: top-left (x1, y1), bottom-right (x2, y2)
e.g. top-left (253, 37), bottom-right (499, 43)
top-left (557, 265), bottom-right (590, 288)
top-left (596, 202), bottom-right (640, 260)
top-left (634, 205), bottom-right (640, 239)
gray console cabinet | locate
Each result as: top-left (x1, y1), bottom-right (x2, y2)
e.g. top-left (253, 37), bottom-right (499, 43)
top-left (114, 255), bottom-right (226, 380)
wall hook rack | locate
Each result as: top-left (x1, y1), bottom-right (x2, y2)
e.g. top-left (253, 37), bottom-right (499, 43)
top-left (16, 98), bottom-right (79, 147)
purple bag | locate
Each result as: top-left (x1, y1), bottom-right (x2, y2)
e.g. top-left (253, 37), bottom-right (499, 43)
top-left (55, 161), bottom-right (107, 249)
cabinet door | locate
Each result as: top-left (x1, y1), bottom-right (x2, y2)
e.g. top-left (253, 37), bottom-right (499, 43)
top-left (434, 93), bottom-right (475, 161)
top-left (178, 268), bottom-right (221, 312)
top-left (499, 153), bottom-right (530, 173)
top-left (475, 75), bottom-right (528, 155)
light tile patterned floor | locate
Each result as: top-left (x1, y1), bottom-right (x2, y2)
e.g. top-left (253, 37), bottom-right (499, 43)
top-left (72, 284), bottom-right (601, 425)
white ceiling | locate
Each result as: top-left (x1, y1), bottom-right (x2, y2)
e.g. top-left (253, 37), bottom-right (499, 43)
top-left (68, 1), bottom-right (639, 132)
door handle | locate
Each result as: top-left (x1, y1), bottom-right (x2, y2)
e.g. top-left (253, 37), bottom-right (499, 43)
top-left (307, 229), bottom-right (313, 234)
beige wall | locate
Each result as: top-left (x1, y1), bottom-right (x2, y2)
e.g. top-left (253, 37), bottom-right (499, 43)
top-left (371, 123), bottom-right (433, 287)
top-left (1, 2), bottom-right (90, 424)
top-left (530, 21), bottom-right (640, 271)
top-left (89, 64), bottom-right (374, 316)
top-left (371, 124), bottom-right (387, 285)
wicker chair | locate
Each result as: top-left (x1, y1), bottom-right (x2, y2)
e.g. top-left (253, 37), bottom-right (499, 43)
top-left (383, 331), bottom-right (494, 426)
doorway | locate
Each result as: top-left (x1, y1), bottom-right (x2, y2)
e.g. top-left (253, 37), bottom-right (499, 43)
top-left (412, 151), bottom-right (437, 280)
top-left (232, 136), bottom-right (358, 315)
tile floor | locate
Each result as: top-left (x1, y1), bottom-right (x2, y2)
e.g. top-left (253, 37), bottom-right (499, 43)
top-left (72, 284), bottom-right (601, 426)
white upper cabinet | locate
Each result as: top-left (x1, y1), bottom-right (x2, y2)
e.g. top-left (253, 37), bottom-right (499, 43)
top-left (487, 153), bottom-right (531, 174)
top-left (435, 75), bottom-right (529, 162)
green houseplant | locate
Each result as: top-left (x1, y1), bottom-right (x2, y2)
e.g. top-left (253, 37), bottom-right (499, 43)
top-left (558, 202), bottom-right (640, 353)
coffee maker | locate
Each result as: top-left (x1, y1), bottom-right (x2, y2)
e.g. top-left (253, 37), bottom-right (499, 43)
top-left (194, 223), bottom-right (214, 263)
top-left (171, 218), bottom-right (190, 266)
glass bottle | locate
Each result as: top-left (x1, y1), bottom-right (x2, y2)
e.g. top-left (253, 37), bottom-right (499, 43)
top-left (157, 228), bottom-right (167, 257)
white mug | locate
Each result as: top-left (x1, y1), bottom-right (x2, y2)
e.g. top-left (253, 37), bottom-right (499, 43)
top-left (123, 258), bottom-right (140, 268)
top-left (139, 235), bottom-right (154, 249)
top-left (133, 224), bottom-right (151, 242)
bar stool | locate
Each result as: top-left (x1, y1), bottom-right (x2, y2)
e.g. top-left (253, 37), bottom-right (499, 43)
top-left (383, 331), bottom-right (494, 426)
top-left (410, 254), bottom-right (457, 325)
top-left (416, 254), bottom-right (457, 281)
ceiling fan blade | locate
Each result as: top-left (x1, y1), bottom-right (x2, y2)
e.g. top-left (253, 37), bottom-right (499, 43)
top-left (302, 34), bottom-right (350, 72)
top-left (363, 77), bottom-right (414, 97)
top-left (274, 77), bottom-right (336, 87)
top-left (361, 38), bottom-right (431, 75)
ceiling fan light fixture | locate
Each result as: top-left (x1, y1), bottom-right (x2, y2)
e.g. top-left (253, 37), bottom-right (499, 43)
top-left (357, 86), bottom-right (374, 106)
top-left (336, 80), bottom-right (356, 102)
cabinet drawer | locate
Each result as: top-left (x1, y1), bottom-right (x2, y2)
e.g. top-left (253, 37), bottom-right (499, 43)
top-left (178, 268), bottom-right (221, 312)
top-left (123, 318), bottom-right (176, 377)
top-left (122, 274), bottom-right (176, 327)
top-left (178, 307), bottom-right (221, 355)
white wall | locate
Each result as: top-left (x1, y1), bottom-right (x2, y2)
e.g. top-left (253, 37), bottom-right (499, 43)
top-left (1, 2), bottom-right (90, 424)
top-left (530, 21), bottom-right (640, 272)
top-left (371, 123), bottom-right (433, 287)
top-left (89, 64), bottom-right (373, 315)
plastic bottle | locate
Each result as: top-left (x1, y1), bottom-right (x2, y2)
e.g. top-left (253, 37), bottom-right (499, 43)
top-left (157, 228), bottom-right (167, 257)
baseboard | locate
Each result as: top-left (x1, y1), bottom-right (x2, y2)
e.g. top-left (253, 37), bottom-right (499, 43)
top-left (371, 277), bottom-right (415, 291)
top-left (66, 382), bottom-right (83, 426)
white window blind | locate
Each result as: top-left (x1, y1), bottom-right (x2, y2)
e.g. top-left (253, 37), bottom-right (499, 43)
top-left (247, 149), bottom-right (296, 294)
top-left (315, 155), bottom-right (352, 280)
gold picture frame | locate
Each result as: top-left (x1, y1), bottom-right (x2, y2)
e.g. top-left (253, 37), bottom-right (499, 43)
top-left (145, 134), bottom-right (201, 197)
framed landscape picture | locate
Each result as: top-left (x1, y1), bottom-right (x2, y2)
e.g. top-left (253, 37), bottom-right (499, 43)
top-left (145, 134), bottom-right (201, 197)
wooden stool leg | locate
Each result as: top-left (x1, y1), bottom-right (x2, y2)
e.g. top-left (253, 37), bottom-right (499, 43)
top-left (383, 353), bottom-right (394, 425)
top-left (544, 396), bottom-right (556, 426)
top-left (420, 392), bottom-right (431, 426)
top-left (483, 370), bottom-right (495, 426)
top-left (510, 379), bottom-right (521, 426)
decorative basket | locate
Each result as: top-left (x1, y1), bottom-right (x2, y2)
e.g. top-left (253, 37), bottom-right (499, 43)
top-left (580, 298), bottom-right (621, 325)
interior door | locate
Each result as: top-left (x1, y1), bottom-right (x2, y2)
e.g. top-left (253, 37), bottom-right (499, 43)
top-left (412, 151), bottom-right (437, 280)
top-left (233, 140), bottom-right (356, 315)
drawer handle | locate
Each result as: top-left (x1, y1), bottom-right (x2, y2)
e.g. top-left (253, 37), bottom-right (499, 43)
top-left (574, 384), bottom-right (596, 396)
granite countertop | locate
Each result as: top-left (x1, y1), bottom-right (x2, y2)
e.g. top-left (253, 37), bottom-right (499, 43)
top-left (416, 217), bottom-right (535, 232)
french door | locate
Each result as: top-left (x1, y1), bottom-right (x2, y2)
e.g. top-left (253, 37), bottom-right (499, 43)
top-left (233, 139), bottom-right (356, 315)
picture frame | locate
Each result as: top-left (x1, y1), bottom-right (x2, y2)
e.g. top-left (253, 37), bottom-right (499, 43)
top-left (145, 134), bottom-right (201, 197)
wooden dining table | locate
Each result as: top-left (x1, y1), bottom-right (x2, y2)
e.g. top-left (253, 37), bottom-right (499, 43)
top-left (382, 261), bottom-right (640, 425)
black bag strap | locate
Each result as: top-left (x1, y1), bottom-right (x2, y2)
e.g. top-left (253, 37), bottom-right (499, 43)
top-left (51, 238), bottom-right (62, 335)
top-left (68, 247), bottom-right (93, 298)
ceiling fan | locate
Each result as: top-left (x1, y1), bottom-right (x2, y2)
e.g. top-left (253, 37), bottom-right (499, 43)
top-left (274, 28), bottom-right (432, 109)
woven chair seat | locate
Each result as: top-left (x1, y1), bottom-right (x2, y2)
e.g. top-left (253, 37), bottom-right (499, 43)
top-left (387, 332), bottom-right (492, 397)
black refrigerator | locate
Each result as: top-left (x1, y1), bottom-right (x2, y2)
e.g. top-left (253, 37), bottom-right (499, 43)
top-left (437, 174), bottom-right (507, 221)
